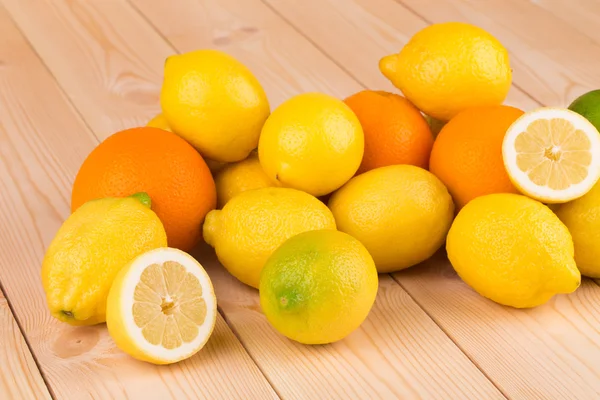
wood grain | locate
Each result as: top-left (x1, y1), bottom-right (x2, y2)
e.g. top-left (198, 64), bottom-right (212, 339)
top-left (0, 290), bottom-right (52, 399)
top-left (0, 5), bottom-right (277, 399)
top-left (129, 0), bottom-right (364, 108)
top-left (532, 0), bottom-right (600, 44)
top-left (398, 0), bottom-right (600, 106)
top-left (5, 0), bottom-right (506, 397)
top-left (257, 0), bottom-right (600, 398)
top-left (193, 245), bottom-right (504, 400)
top-left (260, 0), bottom-right (539, 111)
top-left (395, 253), bottom-right (600, 399)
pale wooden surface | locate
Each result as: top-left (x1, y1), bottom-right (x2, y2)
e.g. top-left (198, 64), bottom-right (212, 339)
top-left (0, 0), bottom-right (598, 399)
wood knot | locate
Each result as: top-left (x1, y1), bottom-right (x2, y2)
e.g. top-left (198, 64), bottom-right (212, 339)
top-left (52, 326), bottom-right (100, 359)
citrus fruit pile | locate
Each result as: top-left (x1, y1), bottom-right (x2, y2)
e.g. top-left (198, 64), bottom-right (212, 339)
top-left (41, 21), bottom-right (600, 365)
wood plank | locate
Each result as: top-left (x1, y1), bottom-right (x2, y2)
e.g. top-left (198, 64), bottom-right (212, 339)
top-left (6, 0), bottom-right (505, 397)
top-left (532, 0), bottom-right (600, 44)
top-left (0, 5), bottom-right (278, 399)
top-left (260, 0), bottom-right (539, 111)
top-left (129, 0), bottom-right (365, 108)
top-left (258, 0), bottom-right (600, 398)
top-left (193, 245), bottom-right (504, 400)
top-left (0, 290), bottom-right (52, 400)
top-left (395, 253), bottom-right (600, 399)
top-left (398, 0), bottom-right (600, 106)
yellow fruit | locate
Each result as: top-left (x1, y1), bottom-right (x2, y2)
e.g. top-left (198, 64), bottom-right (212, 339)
top-left (258, 93), bottom-right (364, 196)
top-left (328, 165), bottom-right (454, 273)
top-left (42, 193), bottom-right (167, 325)
top-left (503, 107), bottom-right (600, 203)
top-left (260, 230), bottom-right (378, 345)
top-left (447, 193), bottom-right (580, 308)
top-left (146, 113), bottom-right (172, 131)
top-left (555, 182), bottom-right (600, 277)
top-left (161, 49), bottom-right (270, 163)
top-left (145, 113), bottom-right (227, 174)
top-left (379, 22), bottom-right (511, 121)
top-left (203, 187), bottom-right (336, 288)
top-left (106, 247), bottom-right (217, 365)
top-left (214, 151), bottom-right (276, 208)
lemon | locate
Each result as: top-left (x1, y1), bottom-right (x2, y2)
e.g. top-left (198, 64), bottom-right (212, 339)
top-left (42, 193), bottom-right (167, 325)
top-left (260, 229), bottom-right (378, 345)
top-left (555, 182), bottom-right (600, 277)
top-left (106, 247), bottom-right (217, 365)
top-left (146, 113), bottom-right (171, 131)
top-left (160, 49), bottom-right (270, 163)
top-left (146, 113), bottom-right (227, 174)
top-left (203, 187), bottom-right (336, 288)
top-left (379, 22), bottom-right (511, 121)
top-left (502, 107), bottom-right (600, 203)
top-left (258, 92), bottom-right (364, 197)
top-left (328, 165), bottom-right (454, 273)
top-left (447, 193), bottom-right (580, 308)
top-left (214, 150), bottom-right (276, 208)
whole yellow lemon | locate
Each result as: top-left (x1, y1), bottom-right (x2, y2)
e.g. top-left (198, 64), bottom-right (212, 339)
top-left (160, 49), bottom-right (270, 163)
top-left (42, 193), bottom-right (167, 325)
top-left (203, 187), bottom-right (336, 288)
top-left (328, 165), bottom-right (454, 272)
top-left (379, 22), bottom-right (511, 121)
top-left (214, 151), bottom-right (276, 208)
top-left (260, 229), bottom-right (378, 345)
top-left (555, 182), bottom-right (600, 278)
top-left (447, 193), bottom-right (580, 308)
top-left (258, 92), bottom-right (364, 197)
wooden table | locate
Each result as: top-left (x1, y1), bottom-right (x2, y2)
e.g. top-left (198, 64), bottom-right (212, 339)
top-left (1, 0), bottom-right (599, 399)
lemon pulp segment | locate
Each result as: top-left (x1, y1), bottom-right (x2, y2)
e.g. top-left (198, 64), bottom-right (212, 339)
top-left (503, 108), bottom-right (600, 203)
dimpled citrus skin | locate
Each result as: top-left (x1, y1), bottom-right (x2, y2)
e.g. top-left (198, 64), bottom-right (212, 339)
top-left (556, 182), bottom-right (600, 278)
top-left (328, 165), bottom-right (454, 273)
top-left (203, 187), bottom-right (337, 288)
top-left (214, 151), bottom-right (277, 208)
top-left (379, 22), bottom-right (511, 121)
top-left (160, 49), bottom-right (270, 163)
top-left (343, 90), bottom-right (433, 173)
top-left (259, 230), bottom-right (378, 345)
top-left (42, 194), bottom-right (167, 326)
top-left (71, 127), bottom-right (216, 252)
top-left (447, 193), bottom-right (581, 308)
top-left (429, 105), bottom-right (523, 210)
top-left (258, 93), bottom-right (364, 197)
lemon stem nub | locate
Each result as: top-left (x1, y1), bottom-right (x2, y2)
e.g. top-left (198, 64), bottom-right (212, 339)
top-left (130, 192), bottom-right (152, 208)
top-left (61, 310), bottom-right (73, 318)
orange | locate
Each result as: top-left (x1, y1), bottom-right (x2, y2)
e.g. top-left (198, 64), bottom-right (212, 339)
top-left (71, 127), bottom-right (216, 252)
top-left (343, 90), bottom-right (433, 174)
top-left (429, 105), bottom-right (523, 209)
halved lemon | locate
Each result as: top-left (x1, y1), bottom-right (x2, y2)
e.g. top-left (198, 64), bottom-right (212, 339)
top-left (503, 107), bottom-right (600, 203)
top-left (106, 247), bottom-right (217, 365)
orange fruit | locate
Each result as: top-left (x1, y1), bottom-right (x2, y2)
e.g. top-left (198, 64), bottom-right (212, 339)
top-left (71, 127), bottom-right (216, 252)
top-left (343, 90), bottom-right (433, 174)
top-left (429, 105), bottom-right (523, 209)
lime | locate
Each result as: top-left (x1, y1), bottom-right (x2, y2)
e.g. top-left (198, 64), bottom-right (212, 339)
top-left (259, 229), bottom-right (378, 345)
top-left (568, 89), bottom-right (600, 132)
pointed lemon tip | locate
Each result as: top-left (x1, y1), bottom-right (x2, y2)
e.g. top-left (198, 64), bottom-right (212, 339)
top-left (202, 210), bottom-right (220, 247)
top-left (549, 263), bottom-right (581, 295)
top-left (379, 54), bottom-right (398, 79)
top-left (130, 192), bottom-right (152, 208)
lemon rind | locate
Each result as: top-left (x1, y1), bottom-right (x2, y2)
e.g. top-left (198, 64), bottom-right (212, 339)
top-left (116, 248), bottom-right (217, 363)
top-left (502, 107), bottom-right (600, 203)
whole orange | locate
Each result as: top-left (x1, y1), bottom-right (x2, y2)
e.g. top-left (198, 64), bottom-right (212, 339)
top-left (71, 127), bottom-right (216, 251)
top-left (429, 105), bottom-right (523, 209)
top-left (343, 90), bottom-right (433, 173)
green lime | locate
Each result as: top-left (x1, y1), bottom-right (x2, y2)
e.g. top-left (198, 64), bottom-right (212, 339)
top-left (259, 229), bottom-right (378, 345)
top-left (568, 89), bottom-right (600, 132)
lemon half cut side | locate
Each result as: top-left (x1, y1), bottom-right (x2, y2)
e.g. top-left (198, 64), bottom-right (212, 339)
top-left (106, 247), bottom-right (217, 365)
top-left (503, 107), bottom-right (600, 203)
